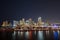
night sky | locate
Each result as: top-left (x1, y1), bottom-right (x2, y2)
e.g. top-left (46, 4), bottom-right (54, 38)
top-left (1, 0), bottom-right (60, 22)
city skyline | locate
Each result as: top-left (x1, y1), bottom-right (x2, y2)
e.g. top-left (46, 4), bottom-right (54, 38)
top-left (0, 0), bottom-right (60, 40)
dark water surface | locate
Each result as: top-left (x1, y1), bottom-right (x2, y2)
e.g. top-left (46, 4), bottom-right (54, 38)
top-left (0, 30), bottom-right (60, 40)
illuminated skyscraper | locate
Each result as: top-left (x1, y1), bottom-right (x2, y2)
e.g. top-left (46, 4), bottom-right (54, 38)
top-left (13, 20), bottom-right (19, 28)
top-left (19, 18), bottom-right (25, 27)
top-left (25, 20), bottom-right (30, 27)
top-left (2, 21), bottom-right (9, 27)
top-left (38, 17), bottom-right (42, 22)
top-left (2, 21), bottom-right (6, 27)
top-left (28, 18), bottom-right (34, 27)
top-left (37, 17), bottom-right (43, 27)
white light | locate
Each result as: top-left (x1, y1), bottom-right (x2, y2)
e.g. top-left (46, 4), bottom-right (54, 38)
top-left (18, 31), bottom-right (20, 35)
top-left (12, 31), bottom-right (16, 40)
top-left (13, 20), bottom-right (19, 28)
top-left (25, 31), bottom-right (29, 39)
top-left (38, 31), bottom-right (44, 40)
top-left (38, 17), bottom-right (42, 21)
top-left (21, 31), bottom-right (23, 36)
top-left (53, 24), bottom-right (58, 28)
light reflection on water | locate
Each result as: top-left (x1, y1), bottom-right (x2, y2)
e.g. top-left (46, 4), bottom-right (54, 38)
top-left (12, 31), bottom-right (16, 40)
top-left (38, 31), bottom-right (44, 40)
top-left (25, 31), bottom-right (29, 39)
top-left (0, 30), bottom-right (60, 40)
top-left (54, 31), bottom-right (58, 40)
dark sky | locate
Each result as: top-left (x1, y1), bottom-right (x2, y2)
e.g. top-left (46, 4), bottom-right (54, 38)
top-left (1, 0), bottom-right (60, 22)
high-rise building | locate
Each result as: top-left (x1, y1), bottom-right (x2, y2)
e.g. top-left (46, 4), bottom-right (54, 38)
top-left (2, 21), bottom-right (9, 27)
top-left (37, 17), bottom-right (42, 27)
top-left (19, 18), bottom-right (25, 27)
top-left (2, 21), bottom-right (6, 27)
top-left (13, 20), bottom-right (19, 28)
top-left (28, 18), bottom-right (34, 27)
top-left (25, 20), bottom-right (30, 27)
top-left (38, 17), bottom-right (42, 22)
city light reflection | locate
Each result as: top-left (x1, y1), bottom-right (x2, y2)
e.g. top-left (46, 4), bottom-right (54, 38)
top-left (38, 31), bottom-right (44, 40)
top-left (54, 31), bottom-right (58, 40)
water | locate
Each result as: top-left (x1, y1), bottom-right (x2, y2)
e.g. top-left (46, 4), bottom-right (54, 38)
top-left (0, 30), bottom-right (60, 40)
top-left (37, 31), bottom-right (44, 40)
top-left (54, 31), bottom-right (58, 40)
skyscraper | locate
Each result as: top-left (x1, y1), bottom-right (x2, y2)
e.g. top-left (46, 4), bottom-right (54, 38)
top-left (13, 20), bottom-right (19, 28)
top-left (38, 17), bottom-right (42, 22)
top-left (37, 17), bottom-right (42, 27)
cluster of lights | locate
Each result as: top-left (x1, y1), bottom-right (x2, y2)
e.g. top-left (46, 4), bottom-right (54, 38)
top-left (1, 17), bottom-right (60, 29)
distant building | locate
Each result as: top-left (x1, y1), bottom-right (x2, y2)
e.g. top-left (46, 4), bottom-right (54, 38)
top-left (2, 21), bottom-right (9, 27)
top-left (25, 20), bottom-right (30, 27)
top-left (2, 21), bottom-right (6, 27)
top-left (37, 17), bottom-right (43, 27)
top-left (28, 18), bottom-right (34, 27)
top-left (13, 20), bottom-right (19, 28)
top-left (38, 17), bottom-right (42, 22)
top-left (19, 18), bottom-right (25, 27)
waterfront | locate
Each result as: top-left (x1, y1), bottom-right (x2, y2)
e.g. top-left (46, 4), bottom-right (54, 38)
top-left (0, 29), bottom-right (60, 40)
